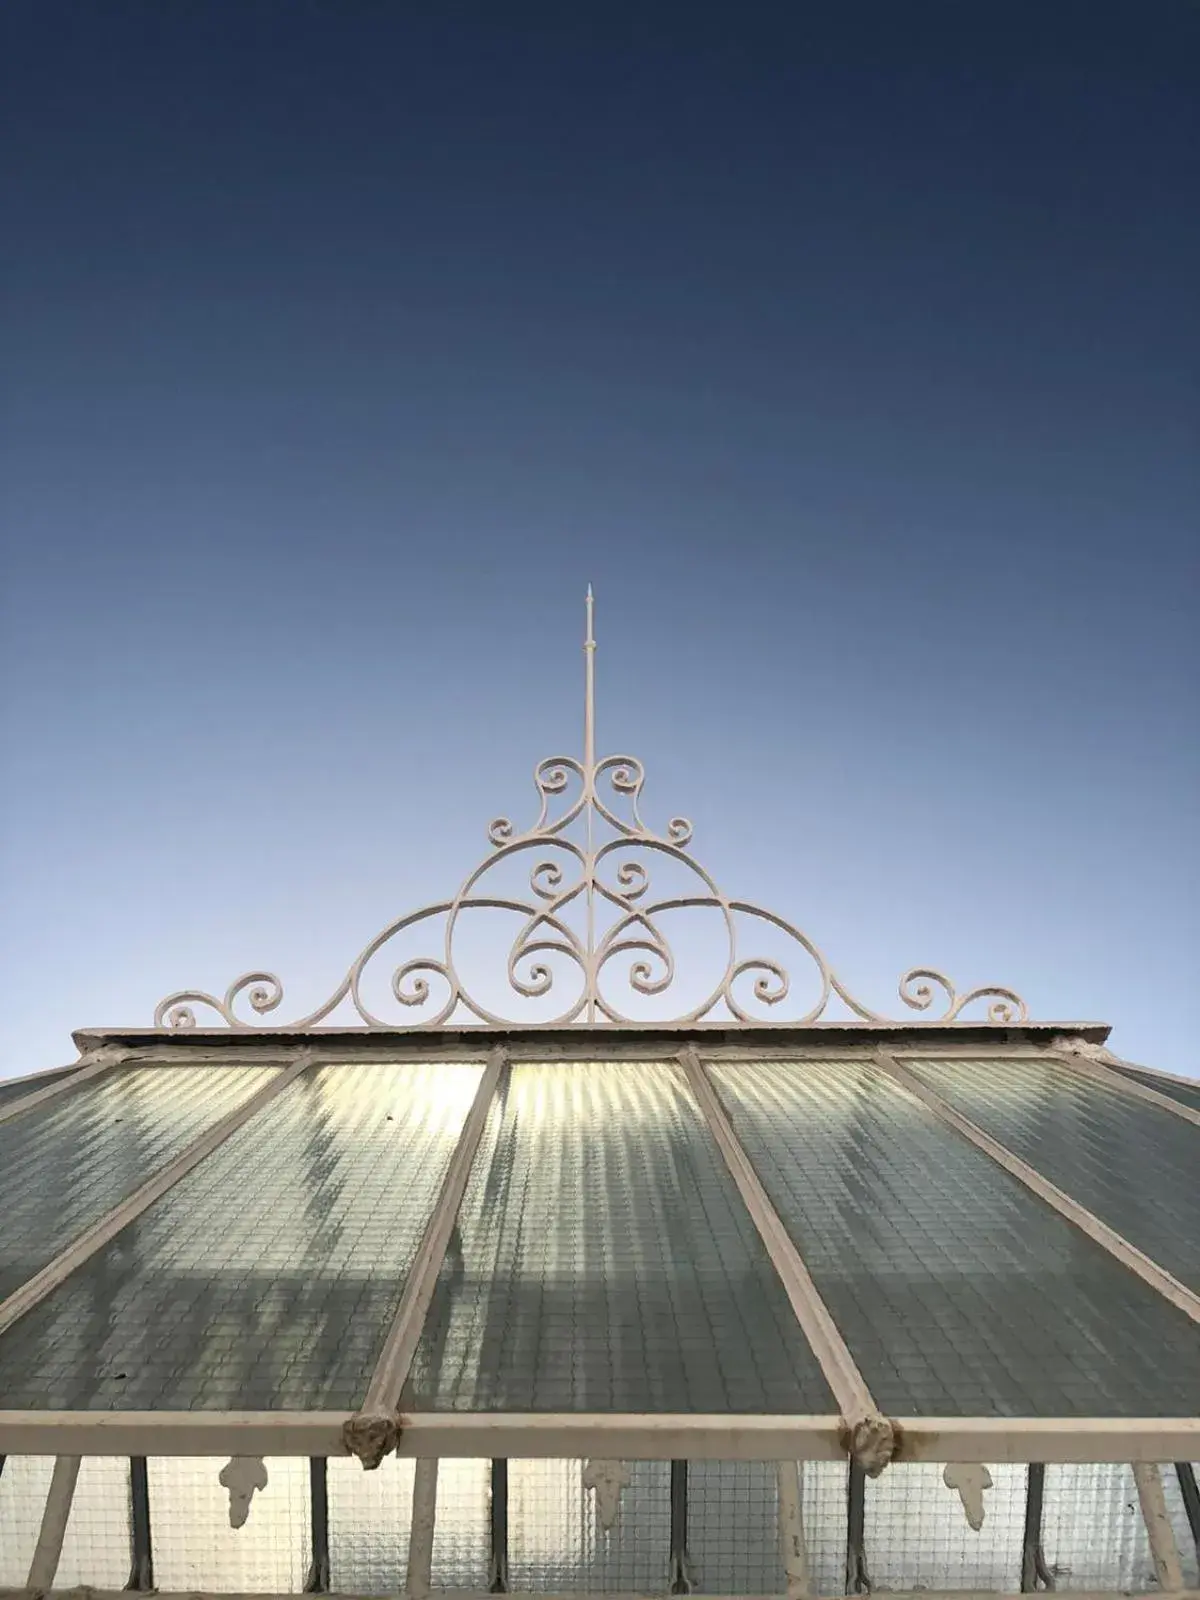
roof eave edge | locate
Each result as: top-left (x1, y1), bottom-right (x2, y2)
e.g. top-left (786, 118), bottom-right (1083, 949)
top-left (70, 1018), bottom-right (1113, 1054)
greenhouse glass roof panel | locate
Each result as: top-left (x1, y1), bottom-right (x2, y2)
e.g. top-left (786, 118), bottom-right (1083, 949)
top-left (401, 1059), bottom-right (836, 1414)
top-left (1106, 1062), bottom-right (1200, 1114)
top-left (0, 1059), bottom-right (483, 1411)
top-left (0, 1066), bottom-right (79, 1110)
top-left (0, 1063), bottom-right (278, 1301)
top-left (705, 1056), bottom-right (1200, 1418)
top-left (901, 1054), bottom-right (1200, 1294)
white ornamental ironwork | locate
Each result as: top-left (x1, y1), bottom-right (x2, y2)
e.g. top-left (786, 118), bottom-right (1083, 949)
top-left (154, 589), bottom-right (1027, 1031)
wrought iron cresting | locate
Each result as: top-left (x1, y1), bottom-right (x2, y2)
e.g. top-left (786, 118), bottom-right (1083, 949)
top-left (154, 590), bottom-right (1027, 1031)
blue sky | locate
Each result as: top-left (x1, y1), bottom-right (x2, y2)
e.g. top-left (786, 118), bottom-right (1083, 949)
top-left (1, 2), bottom-right (1196, 1075)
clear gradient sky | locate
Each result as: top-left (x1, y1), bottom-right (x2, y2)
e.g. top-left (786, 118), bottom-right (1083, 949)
top-left (2, 3), bottom-right (1197, 1077)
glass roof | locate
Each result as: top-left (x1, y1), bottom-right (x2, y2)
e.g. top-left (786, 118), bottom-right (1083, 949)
top-left (708, 1057), bottom-right (1197, 1417)
top-left (0, 1063), bottom-right (277, 1302)
top-left (0, 1060), bottom-right (482, 1411)
top-left (903, 1054), bottom-right (1200, 1295)
top-left (0, 1037), bottom-right (1196, 1439)
top-left (401, 1060), bottom-right (834, 1413)
top-left (1108, 1059), bottom-right (1200, 1114)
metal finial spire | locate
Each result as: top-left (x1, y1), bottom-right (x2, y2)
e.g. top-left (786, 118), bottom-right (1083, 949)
top-left (153, 575), bottom-right (1028, 1032)
top-left (584, 584), bottom-right (596, 779)
top-left (583, 585), bottom-right (597, 1018)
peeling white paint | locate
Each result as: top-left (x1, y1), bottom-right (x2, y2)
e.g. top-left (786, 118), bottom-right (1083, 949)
top-left (1132, 1462), bottom-right (1186, 1591)
top-left (406, 1457), bottom-right (439, 1600)
top-left (582, 1460), bottom-right (632, 1531)
top-left (943, 1462), bottom-right (993, 1531)
top-left (1049, 1035), bottom-right (1110, 1061)
top-left (218, 1456), bottom-right (269, 1529)
top-left (777, 1460), bottom-right (812, 1598)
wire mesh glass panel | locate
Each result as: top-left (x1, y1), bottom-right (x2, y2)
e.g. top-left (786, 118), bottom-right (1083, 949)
top-left (55, 1455), bottom-right (133, 1587)
top-left (1108, 1063), bottom-right (1200, 1114)
top-left (328, 1453), bottom-right (414, 1594)
top-left (147, 1455), bottom-right (309, 1592)
top-left (1042, 1463), bottom-right (1156, 1591)
top-left (0, 1062), bottom-right (278, 1299)
top-left (0, 1454), bottom-right (52, 1586)
top-left (0, 1060), bottom-right (483, 1410)
top-left (404, 1060), bottom-right (834, 1413)
top-left (0, 1064), bottom-right (78, 1109)
top-left (431, 1458), bottom-right (490, 1589)
top-left (903, 1054), bottom-right (1200, 1293)
top-left (509, 1459), bottom-right (670, 1592)
top-left (863, 1461), bottom-right (1024, 1591)
top-left (802, 1460), bottom-right (849, 1599)
top-left (705, 1057), bottom-right (1200, 1417)
top-left (1165, 1465), bottom-right (1200, 1589)
top-left (687, 1460), bottom-right (782, 1595)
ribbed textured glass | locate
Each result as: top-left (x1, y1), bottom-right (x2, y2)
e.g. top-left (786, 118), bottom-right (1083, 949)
top-left (403, 1059), bottom-right (834, 1413)
top-left (0, 1455), bottom-right (131, 1587)
top-left (327, 1454), bottom-right (414, 1594)
top-left (55, 1455), bottom-right (133, 1589)
top-left (327, 1456), bottom-right (490, 1593)
top-left (0, 1063), bottom-right (277, 1300)
top-left (0, 1065), bottom-right (78, 1110)
top-left (1042, 1463), bottom-right (1156, 1590)
top-left (430, 1458), bottom-right (491, 1589)
top-left (707, 1058), bottom-right (1200, 1416)
top-left (0, 1455), bottom-right (52, 1587)
top-left (687, 1461), bottom-right (781, 1594)
top-left (0, 1060), bottom-right (482, 1410)
top-left (508, 1459), bottom-right (670, 1592)
top-left (147, 1456), bottom-right (308, 1592)
top-left (801, 1460), bottom-right (849, 1599)
top-left (1108, 1062), bottom-right (1200, 1114)
top-left (864, 1461), bottom-right (1025, 1591)
top-left (903, 1054), bottom-right (1200, 1293)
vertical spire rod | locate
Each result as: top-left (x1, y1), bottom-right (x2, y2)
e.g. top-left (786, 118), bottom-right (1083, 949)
top-left (584, 585), bottom-right (596, 1019)
top-left (584, 584), bottom-right (596, 780)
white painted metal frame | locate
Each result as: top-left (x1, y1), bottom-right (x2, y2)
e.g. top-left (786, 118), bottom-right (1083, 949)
top-left (1, 1452), bottom-right (1198, 1600)
top-left (873, 1051), bottom-right (1200, 1325)
top-left (1046, 1039), bottom-right (1200, 1128)
top-left (406, 1457), bottom-right (439, 1600)
top-left (680, 1046), bottom-right (894, 1475)
top-left (4, 604), bottom-right (1196, 1596)
top-left (0, 1411), bottom-right (1196, 1466)
top-left (69, 1025), bottom-right (1113, 1064)
top-left (1132, 1462), bottom-right (1187, 1592)
top-left (0, 1057), bottom-right (99, 1095)
top-left (0, 1051), bottom-right (317, 1340)
top-left (343, 1048), bottom-right (508, 1467)
top-left (23, 1455), bottom-right (81, 1591)
top-left (0, 1045), bottom-right (127, 1128)
top-left (0, 1035), bottom-right (1196, 1468)
top-left (777, 1459), bottom-right (811, 1599)
top-left (1091, 1051), bottom-right (1200, 1093)
top-left (1, 1592), bottom-right (1194, 1600)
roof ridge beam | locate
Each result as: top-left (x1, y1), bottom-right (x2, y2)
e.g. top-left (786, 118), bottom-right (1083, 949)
top-left (871, 1050), bottom-right (1200, 1326)
top-left (343, 1047), bottom-right (508, 1468)
top-left (0, 1049), bottom-right (318, 1342)
top-left (0, 1044), bottom-right (129, 1128)
top-left (678, 1046), bottom-right (895, 1476)
top-left (0, 1407), bottom-right (1196, 1462)
top-left (1045, 1038), bottom-right (1200, 1128)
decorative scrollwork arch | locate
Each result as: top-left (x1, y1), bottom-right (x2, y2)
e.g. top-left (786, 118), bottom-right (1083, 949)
top-left (153, 590), bottom-right (1027, 1031)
